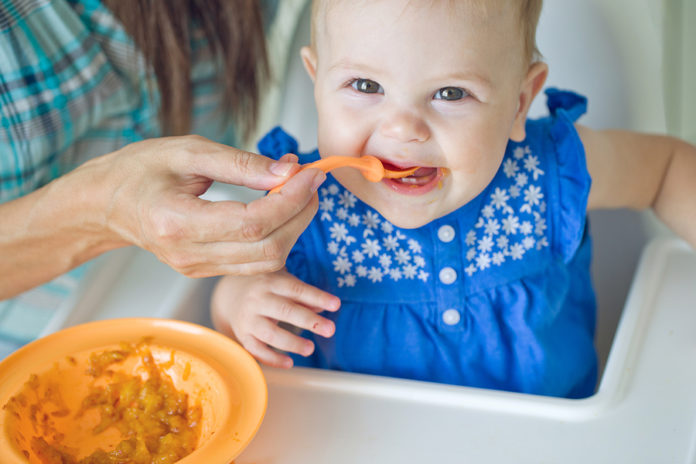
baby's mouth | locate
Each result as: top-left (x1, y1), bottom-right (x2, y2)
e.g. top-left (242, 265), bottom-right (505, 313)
top-left (381, 161), bottom-right (439, 186)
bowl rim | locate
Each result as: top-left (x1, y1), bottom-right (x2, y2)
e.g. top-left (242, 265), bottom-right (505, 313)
top-left (0, 317), bottom-right (267, 464)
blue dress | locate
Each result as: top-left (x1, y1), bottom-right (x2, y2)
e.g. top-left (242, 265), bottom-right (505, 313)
top-left (258, 89), bottom-right (597, 398)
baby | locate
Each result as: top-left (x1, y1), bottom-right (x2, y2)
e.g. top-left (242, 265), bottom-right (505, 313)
top-left (212, 0), bottom-right (696, 398)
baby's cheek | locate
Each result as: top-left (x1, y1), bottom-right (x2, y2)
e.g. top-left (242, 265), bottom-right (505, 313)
top-left (317, 109), bottom-right (372, 156)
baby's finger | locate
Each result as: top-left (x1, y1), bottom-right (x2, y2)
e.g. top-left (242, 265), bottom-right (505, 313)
top-left (272, 274), bottom-right (341, 313)
top-left (242, 335), bottom-right (294, 369)
top-left (261, 294), bottom-right (335, 338)
top-left (253, 318), bottom-right (315, 357)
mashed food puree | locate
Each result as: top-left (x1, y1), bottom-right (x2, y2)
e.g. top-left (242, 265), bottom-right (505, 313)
top-left (3, 339), bottom-right (202, 464)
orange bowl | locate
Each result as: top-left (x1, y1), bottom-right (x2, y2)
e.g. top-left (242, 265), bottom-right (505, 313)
top-left (0, 318), bottom-right (267, 464)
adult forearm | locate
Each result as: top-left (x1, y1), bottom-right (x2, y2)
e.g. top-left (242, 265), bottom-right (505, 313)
top-left (0, 157), bottom-right (128, 299)
top-left (652, 139), bottom-right (696, 249)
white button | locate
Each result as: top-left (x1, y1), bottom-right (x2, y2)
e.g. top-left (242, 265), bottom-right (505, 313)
top-left (442, 309), bottom-right (461, 325)
top-left (439, 267), bottom-right (457, 284)
top-left (438, 225), bottom-right (455, 243)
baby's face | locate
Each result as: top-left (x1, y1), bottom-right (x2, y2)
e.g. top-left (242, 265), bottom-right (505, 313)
top-left (305, 0), bottom-right (538, 228)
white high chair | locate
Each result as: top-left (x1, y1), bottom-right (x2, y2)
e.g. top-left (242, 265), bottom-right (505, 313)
top-left (40, 0), bottom-right (696, 461)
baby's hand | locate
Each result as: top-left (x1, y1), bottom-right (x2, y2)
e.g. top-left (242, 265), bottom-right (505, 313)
top-left (211, 270), bottom-right (341, 368)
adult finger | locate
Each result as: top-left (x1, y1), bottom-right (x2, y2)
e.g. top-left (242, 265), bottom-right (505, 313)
top-left (160, 195), bottom-right (318, 277)
top-left (171, 137), bottom-right (304, 191)
top-left (173, 168), bottom-right (323, 244)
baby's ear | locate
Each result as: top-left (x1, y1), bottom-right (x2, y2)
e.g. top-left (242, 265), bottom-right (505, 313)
top-left (300, 46), bottom-right (318, 83)
top-left (510, 62), bottom-right (548, 142)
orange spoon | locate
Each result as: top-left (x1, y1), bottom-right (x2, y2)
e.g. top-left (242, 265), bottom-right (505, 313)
top-left (268, 155), bottom-right (418, 194)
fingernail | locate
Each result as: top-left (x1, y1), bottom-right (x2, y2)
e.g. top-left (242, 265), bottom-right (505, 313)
top-left (311, 171), bottom-right (326, 193)
top-left (269, 161), bottom-right (295, 177)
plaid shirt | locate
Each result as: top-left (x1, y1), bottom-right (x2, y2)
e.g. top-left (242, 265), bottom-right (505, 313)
top-left (0, 0), bottom-right (251, 203)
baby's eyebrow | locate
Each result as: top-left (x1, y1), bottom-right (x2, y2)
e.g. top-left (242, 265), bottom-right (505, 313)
top-left (437, 71), bottom-right (493, 89)
top-left (327, 59), bottom-right (381, 75)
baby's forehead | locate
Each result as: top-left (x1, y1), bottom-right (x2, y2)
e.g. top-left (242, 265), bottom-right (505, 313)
top-left (313, 0), bottom-right (521, 48)
top-left (313, 0), bottom-right (512, 24)
top-left (313, 0), bottom-right (517, 39)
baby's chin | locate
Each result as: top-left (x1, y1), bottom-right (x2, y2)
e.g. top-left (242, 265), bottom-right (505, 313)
top-left (366, 200), bottom-right (454, 230)
top-left (331, 175), bottom-right (457, 229)
top-left (380, 209), bottom-right (445, 229)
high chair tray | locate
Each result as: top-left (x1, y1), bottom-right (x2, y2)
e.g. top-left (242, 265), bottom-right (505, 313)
top-left (235, 236), bottom-right (696, 463)
top-left (50, 237), bottom-right (696, 462)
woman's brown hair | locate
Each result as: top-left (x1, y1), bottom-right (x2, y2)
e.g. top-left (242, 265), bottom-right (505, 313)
top-left (104, 0), bottom-right (269, 139)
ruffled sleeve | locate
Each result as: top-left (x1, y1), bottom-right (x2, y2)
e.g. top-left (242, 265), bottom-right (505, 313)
top-left (544, 88), bottom-right (592, 263)
top-left (257, 126), bottom-right (300, 161)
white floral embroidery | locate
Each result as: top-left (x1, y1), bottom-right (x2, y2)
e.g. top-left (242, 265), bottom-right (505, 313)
top-left (478, 235), bottom-right (494, 253)
top-left (477, 253), bottom-right (491, 270)
top-left (368, 267), bottom-right (384, 282)
top-left (317, 181), bottom-right (430, 287)
top-left (408, 239), bottom-right (422, 254)
top-left (403, 264), bottom-right (417, 279)
top-left (484, 218), bottom-right (500, 236)
top-left (320, 197), bottom-right (334, 212)
top-left (379, 254), bottom-right (392, 269)
top-left (523, 236), bottom-right (536, 250)
top-left (503, 159), bottom-right (519, 178)
top-left (510, 243), bottom-right (525, 260)
top-left (395, 249), bottom-right (411, 265)
top-left (520, 221), bottom-right (533, 235)
top-left (502, 215), bottom-right (520, 235)
top-left (338, 274), bottom-right (356, 287)
top-left (465, 230), bottom-right (477, 246)
top-left (338, 191), bottom-right (357, 208)
top-left (490, 188), bottom-right (509, 209)
top-left (363, 211), bottom-right (381, 229)
top-left (383, 235), bottom-right (399, 251)
top-left (330, 223), bottom-right (350, 242)
top-left (463, 144), bottom-right (549, 275)
top-left (362, 238), bottom-right (381, 258)
top-left (516, 172), bottom-right (528, 187)
top-left (333, 256), bottom-right (352, 274)
top-left (509, 185), bottom-right (521, 198)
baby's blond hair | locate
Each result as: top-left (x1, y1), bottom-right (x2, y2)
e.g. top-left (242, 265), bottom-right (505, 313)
top-left (310, 0), bottom-right (544, 65)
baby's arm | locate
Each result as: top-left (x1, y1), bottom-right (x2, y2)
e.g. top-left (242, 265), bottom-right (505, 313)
top-left (211, 270), bottom-right (340, 368)
top-left (579, 125), bottom-right (696, 247)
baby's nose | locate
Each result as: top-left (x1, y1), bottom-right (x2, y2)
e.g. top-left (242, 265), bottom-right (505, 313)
top-left (379, 110), bottom-right (430, 143)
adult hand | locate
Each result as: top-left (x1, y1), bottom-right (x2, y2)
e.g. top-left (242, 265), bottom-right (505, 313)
top-left (0, 135), bottom-right (325, 299)
top-left (103, 135), bottom-right (325, 277)
top-left (212, 270), bottom-right (340, 368)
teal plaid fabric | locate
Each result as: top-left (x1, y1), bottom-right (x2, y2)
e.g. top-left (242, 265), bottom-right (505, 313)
top-left (0, 0), bottom-right (246, 203)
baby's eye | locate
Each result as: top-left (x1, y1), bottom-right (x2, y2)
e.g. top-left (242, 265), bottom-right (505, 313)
top-left (351, 78), bottom-right (383, 94)
top-left (434, 87), bottom-right (467, 101)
